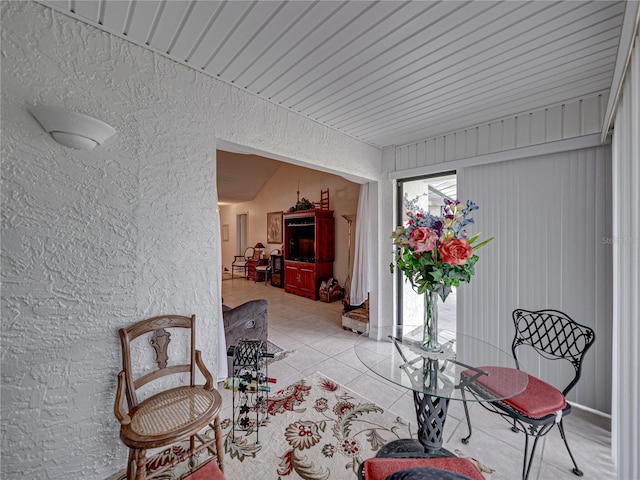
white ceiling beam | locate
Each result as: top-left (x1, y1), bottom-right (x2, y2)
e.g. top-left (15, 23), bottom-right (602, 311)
top-left (601, 1), bottom-right (640, 143)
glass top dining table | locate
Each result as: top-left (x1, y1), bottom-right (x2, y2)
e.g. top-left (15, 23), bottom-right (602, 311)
top-left (354, 325), bottom-right (528, 456)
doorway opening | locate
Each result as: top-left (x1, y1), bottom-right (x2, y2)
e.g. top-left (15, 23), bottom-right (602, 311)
top-left (217, 145), bottom-right (367, 306)
top-left (396, 172), bottom-right (457, 332)
top-left (236, 214), bottom-right (248, 256)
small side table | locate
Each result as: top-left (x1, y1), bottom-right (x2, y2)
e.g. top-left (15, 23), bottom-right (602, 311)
top-left (270, 254), bottom-right (284, 288)
top-left (246, 258), bottom-right (266, 281)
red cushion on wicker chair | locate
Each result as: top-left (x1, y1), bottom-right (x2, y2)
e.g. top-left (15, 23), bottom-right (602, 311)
top-left (470, 366), bottom-right (567, 419)
top-left (182, 460), bottom-right (226, 480)
top-left (362, 457), bottom-right (485, 480)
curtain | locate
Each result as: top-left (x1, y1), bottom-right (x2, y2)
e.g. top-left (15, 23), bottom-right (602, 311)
top-left (611, 32), bottom-right (639, 480)
top-left (350, 183), bottom-right (370, 306)
top-left (216, 208), bottom-right (229, 382)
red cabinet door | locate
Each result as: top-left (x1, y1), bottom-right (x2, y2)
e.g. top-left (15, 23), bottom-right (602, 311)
top-left (284, 264), bottom-right (299, 291)
top-left (298, 265), bottom-right (316, 294)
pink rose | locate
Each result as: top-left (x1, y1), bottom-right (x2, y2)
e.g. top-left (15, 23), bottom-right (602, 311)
top-left (439, 238), bottom-right (473, 265)
top-left (409, 227), bottom-right (438, 253)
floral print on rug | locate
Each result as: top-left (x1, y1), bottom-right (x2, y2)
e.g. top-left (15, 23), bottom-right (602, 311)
top-left (222, 373), bottom-right (416, 479)
top-left (106, 373), bottom-right (416, 480)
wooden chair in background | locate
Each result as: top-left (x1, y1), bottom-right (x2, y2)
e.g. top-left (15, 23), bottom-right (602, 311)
top-left (114, 314), bottom-right (224, 480)
top-left (313, 188), bottom-right (330, 209)
top-left (255, 249), bottom-right (280, 284)
top-left (231, 247), bottom-right (254, 278)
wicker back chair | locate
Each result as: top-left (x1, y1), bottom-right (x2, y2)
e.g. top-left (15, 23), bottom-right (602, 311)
top-left (114, 314), bottom-right (224, 480)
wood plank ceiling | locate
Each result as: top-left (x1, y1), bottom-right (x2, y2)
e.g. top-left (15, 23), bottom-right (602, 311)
top-left (41, 0), bottom-right (625, 149)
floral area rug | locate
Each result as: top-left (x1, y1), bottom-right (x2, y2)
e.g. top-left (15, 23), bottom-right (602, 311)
top-left (221, 372), bottom-right (416, 479)
top-left (107, 372), bottom-right (416, 480)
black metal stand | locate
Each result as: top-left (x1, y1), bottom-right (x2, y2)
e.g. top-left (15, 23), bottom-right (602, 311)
top-left (414, 392), bottom-right (453, 454)
top-left (226, 340), bottom-right (274, 444)
top-left (377, 388), bottom-right (455, 458)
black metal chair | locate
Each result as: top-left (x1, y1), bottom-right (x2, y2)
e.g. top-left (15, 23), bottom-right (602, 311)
top-left (460, 309), bottom-right (595, 480)
top-left (231, 247), bottom-right (254, 278)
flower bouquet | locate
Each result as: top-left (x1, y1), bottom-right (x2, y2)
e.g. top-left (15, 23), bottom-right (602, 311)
top-left (390, 196), bottom-right (493, 350)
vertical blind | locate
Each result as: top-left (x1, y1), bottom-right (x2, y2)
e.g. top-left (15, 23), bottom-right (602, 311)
top-left (458, 146), bottom-right (612, 413)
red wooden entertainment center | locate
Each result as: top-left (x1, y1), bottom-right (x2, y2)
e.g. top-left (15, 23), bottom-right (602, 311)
top-left (283, 209), bottom-right (335, 301)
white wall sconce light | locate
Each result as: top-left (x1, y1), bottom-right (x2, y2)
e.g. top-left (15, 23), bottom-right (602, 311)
top-left (29, 106), bottom-right (116, 151)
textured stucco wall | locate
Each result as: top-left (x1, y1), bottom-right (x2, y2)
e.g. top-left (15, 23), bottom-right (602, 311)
top-left (0, 2), bottom-right (381, 479)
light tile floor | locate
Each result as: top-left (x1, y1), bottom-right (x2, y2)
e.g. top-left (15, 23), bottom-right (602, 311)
top-left (220, 278), bottom-right (617, 479)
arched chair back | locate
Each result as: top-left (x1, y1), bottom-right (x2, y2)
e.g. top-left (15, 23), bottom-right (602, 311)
top-left (231, 247), bottom-right (255, 278)
top-left (511, 308), bottom-right (595, 394)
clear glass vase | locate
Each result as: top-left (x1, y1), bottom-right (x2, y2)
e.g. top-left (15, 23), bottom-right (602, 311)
top-left (421, 290), bottom-right (441, 352)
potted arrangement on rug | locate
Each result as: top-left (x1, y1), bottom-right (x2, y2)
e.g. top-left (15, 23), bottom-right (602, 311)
top-left (390, 196), bottom-right (493, 351)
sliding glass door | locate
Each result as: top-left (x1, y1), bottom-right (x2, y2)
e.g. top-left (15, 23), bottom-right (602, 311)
top-left (396, 172), bottom-right (457, 331)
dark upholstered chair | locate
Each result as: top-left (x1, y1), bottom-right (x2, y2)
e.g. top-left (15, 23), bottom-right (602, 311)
top-left (460, 309), bottom-right (595, 480)
top-left (359, 457), bottom-right (485, 480)
top-left (222, 299), bottom-right (268, 373)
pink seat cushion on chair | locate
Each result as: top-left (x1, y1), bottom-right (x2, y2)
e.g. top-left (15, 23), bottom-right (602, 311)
top-left (362, 457), bottom-right (485, 480)
top-left (181, 460), bottom-right (226, 480)
top-left (467, 366), bottom-right (567, 419)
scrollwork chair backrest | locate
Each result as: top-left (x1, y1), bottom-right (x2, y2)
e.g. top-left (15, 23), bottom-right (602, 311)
top-left (511, 308), bottom-right (595, 396)
top-left (119, 314), bottom-right (209, 410)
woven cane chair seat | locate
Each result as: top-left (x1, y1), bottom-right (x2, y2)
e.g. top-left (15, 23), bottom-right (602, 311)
top-left (122, 386), bottom-right (222, 448)
top-left (114, 314), bottom-right (225, 479)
